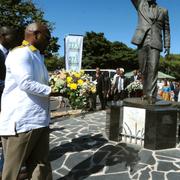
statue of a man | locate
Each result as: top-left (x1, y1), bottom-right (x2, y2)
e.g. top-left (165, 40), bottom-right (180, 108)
top-left (130, 0), bottom-right (170, 104)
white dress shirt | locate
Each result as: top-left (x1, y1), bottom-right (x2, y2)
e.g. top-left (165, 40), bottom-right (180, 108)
top-left (118, 76), bottom-right (124, 92)
top-left (178, 91), bottom-right (180, 102)
top-left (0, 45), bottom-right (51, 135)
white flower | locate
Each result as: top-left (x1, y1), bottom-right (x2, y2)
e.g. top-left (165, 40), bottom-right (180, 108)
top-left (126, 80), bottom-right (143, 93)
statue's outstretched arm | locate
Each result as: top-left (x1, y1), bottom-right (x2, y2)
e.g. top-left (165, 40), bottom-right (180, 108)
top-left (131, 0), bottom-right (142, 10)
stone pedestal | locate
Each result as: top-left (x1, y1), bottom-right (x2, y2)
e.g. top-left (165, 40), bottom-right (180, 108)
top-left (106, 98), bottom-right (178, 150)
top-left (144, 107), bottom-right (177, 150)
top-left (105, 101), bottom-right (123, 141)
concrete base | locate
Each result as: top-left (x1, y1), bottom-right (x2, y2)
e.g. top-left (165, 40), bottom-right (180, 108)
top-left (106, 101), bottom-right (123, 141)
top-left (144, 107), bottom-right (177, 150)
top-left (106, 98), bottom-right (178, 150)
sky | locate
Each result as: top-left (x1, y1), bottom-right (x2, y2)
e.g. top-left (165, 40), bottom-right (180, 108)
top-left (33, 0), bottom-right (180, 56)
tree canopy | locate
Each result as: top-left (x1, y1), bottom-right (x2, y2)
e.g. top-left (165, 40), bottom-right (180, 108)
top-left (82, 31), bottom-right (138, 71)
top-left (159, 54), bottom-right (180, 80)
top-left (0, 0), bottom-right (60, 56)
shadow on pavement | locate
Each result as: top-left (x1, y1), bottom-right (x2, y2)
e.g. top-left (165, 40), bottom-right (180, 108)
top-left (56, 143), bottom-right (140, 180)
top-left (49, 134), bottom-right (108, 162)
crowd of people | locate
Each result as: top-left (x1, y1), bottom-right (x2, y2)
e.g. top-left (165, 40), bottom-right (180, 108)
top-left (158, 79), bottom-right (180, 102)
top-left (89, 67), bottom-right (143, 110)
top-left (89, 67), bottom-right (180, 110)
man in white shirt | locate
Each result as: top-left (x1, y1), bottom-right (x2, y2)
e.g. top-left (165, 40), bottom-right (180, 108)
top-left (112, 68), bottom-right (120, 85)
top-left (112, 68), bottom-right (129, 101)
top-left (0, 22), bottom-right (52, 180)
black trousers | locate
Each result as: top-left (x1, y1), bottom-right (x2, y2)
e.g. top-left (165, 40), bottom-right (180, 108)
top-left (113, 90), bottom-right (128, 101)
top-left (92, 93), bottom-right (105, 110)
top-left (138, 46), bottom-right (160, 98)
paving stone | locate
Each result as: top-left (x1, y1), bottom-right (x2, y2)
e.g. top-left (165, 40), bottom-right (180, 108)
top-left (157, 161), bottom-right (179, 171)
top-left (131, 173), bottom-right (139, 180)
top-left (84, 173), bottom-right (131, 180)
top-left (139, 167), bottom-right (151, 180)
top-left (130, 163), bottom-right (147, 175)
top-left (138, 149), bottom-right (156, 165)
top-left (104, 161), bottom-right (127, 173)
top-left (156, 155), bottom-right (176, 161)
top-left (64, 152), bottom-right (93, 170)
top-left (175, 161), bottom-right (180, 167)
top-left (155, 149), bottom-right (180, 159)
top-left (166, 172), bottom-right (180, 180)
top-left (92, 151), bottom-right (109, 165)
top-left (56, 167), bottom-right (70, 176)
top-left (151, 171), bottom-right (165, 180)
top-left (50, 155), bottom-right (66, 169)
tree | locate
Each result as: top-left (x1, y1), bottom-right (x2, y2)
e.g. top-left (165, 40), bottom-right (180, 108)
top-left (0, 0), bottom-right (60, 56)
top-left (82, 31), bottom-right (138, 71)
top-left (82, 31), bottom-right (111, 68)
top-left (45, 55), bottom-right (65, 71)
top-left (110, 41), bottom-right (138, 70)
top-left (159, 54), bottom-right (180, 80)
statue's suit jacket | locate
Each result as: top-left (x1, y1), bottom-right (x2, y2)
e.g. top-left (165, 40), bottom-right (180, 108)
top-left (131, 0), bottom-right (170, 51)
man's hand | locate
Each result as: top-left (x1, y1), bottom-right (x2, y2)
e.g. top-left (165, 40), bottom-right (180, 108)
top-left (164, 48), bottom-right (170, 56)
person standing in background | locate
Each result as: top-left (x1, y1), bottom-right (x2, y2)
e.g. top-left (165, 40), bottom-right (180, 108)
top-left (112, 68), bottom-right (129, 101)
top-left (130, 69), bottom-right (141, 83)
top-left (0, 26), bottom-right (20, 179)
top-left (92, 67), bottom-right (105, 110)
top-left (112, 68), bottom-right (120, 86)
top-left (0, 22), bottom-right (52, 180)
top-left (0, 26), bottom-right (18, 111)
top-left (160, 79), bottom-right (171, 101)
top-left (103, 71), bottom-right (111, 108)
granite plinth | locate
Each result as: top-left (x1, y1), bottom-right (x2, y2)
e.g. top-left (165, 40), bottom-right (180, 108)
top-left (106, 101), bottom-right (123, 141)
top-left (144, 107), bottom-right (177, 150)
top-left (123, 98), bottom-right (178, 150)
top-left (123, 97), bottom-right (172, 108)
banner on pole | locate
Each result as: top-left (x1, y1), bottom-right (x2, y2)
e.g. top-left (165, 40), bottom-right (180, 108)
top-left (64, 34), bottom-right (83, 72)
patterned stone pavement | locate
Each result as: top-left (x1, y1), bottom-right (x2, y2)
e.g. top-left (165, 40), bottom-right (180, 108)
top-left (49, 110), bottom-right (180, 180)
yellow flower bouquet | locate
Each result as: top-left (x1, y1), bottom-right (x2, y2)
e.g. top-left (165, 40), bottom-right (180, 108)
top-left (49, 70), bottom-right (96, 110)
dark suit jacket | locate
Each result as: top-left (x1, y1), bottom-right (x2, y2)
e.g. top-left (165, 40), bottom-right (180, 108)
top-left (0, 49), bottom-right (6, 81)
top-left (92, 73), bottom-right (104, 95)
top-left (131, 0), bottom-right (170, 51)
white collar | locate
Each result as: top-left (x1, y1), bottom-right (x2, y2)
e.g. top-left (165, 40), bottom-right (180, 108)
top-left (0, 44), bottom-right (8, 57)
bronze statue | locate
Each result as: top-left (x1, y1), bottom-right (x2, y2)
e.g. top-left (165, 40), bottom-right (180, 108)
top-left (130, 0), bottom-right (170, 104)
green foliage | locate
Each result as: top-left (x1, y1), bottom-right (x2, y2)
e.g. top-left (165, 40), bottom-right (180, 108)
top-left (82, 31), bottom-right (179, 80)
top-left (45, 56), bottom-right (64, 71)
top-left (82, 31), bottom-right (138, 72)
top-left (159, 54), bottom-right (180, 80)
top-left (0, 0), bottom-right (60, 56)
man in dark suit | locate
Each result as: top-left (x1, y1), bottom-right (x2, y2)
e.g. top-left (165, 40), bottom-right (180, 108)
top-left (131, 0), bottom-right (170, 104)
top-left (130, 69), bottom-right (141, 83)
top-left (112, 68), bottom-right (129, 101)
top-left (0, 26), bottom-right (20, 179)
top-left (92, 67), bottom-right (105, 110)
top-left (0, 26), bottom-right (18, 111)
